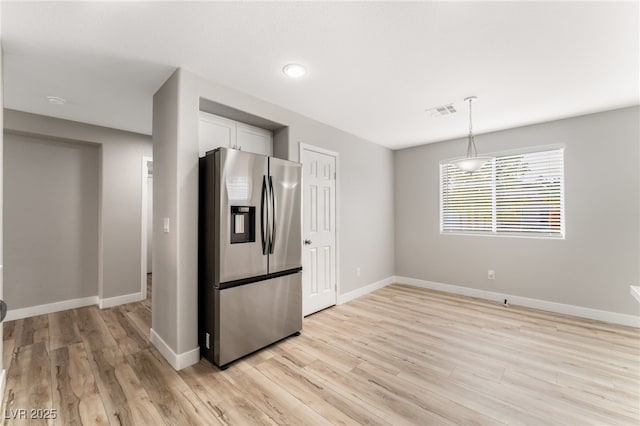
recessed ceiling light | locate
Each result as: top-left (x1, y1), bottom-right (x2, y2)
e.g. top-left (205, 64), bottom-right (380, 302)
top-left (282, 63), bottom-right (307, 78)
top-left (46, 96), bottom-right (67, 105)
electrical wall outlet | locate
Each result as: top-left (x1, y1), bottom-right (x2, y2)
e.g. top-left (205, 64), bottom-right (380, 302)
top-left (488, 270), bottom-right (495, 280)
top-left (356, 267), bottom-right (361, 277)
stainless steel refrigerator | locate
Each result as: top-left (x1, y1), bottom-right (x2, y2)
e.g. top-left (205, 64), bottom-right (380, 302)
top-left (199, 147), bottom-right (302, 368)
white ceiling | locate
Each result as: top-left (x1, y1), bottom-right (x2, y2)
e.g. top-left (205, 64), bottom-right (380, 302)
top-left (2, 1), bottom-right (638, 149)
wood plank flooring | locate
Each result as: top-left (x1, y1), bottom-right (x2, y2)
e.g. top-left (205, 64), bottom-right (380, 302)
top-left (2, 279), bottom-right (639, 425)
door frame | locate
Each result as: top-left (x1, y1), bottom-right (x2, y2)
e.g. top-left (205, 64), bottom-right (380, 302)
top-left (299, 143), bottom-right (340, 312)
top-left (141, 156), bottom-right (153, 300)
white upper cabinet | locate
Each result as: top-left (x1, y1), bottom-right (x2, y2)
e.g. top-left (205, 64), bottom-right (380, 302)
top-left (199, 111), bottom-right (273, 157)
top-left (198, 112), bottom-right (235, 156)
top-left (236, 123), bottom-right (273, 156)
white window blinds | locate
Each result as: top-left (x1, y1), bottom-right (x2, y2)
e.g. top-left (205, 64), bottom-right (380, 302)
top-left (440, 148), bottom-right (564, 238)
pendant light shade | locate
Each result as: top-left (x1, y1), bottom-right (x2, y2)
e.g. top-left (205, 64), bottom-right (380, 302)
top-left (449, 96), bottom-right (492, 173)
top-left (449, 156), bottom-right (492, 173)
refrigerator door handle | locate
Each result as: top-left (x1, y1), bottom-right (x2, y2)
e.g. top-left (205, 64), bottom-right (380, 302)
top-left (268, 175), bottom-right (276, 254)
top-left (261, 175), bottom-right (268, 255)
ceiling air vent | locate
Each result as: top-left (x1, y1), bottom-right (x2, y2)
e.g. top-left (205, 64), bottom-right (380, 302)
top-left (425, 103), bottom-right (457, 117)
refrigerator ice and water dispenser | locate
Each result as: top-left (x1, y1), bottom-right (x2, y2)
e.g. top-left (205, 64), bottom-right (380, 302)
top-left (230, 206), bottom-right (255, 244)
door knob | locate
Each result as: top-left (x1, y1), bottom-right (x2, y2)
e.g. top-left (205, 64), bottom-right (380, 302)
top-left (304, 239), bottom-right (312, 245)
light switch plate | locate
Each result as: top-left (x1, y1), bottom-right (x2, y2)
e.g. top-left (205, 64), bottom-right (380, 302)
top-left (163, 217), bottom-right (170, 233)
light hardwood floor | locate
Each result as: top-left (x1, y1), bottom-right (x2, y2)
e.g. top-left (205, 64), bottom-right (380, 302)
top-left (2, 281), bottom-right (639, 425)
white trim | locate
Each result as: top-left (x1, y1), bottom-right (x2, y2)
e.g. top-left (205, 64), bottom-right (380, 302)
top-left (141, 156), bottom-right (152, 301)
top-left (397, 276), bottom-right (640, 328)
top-left (97, 146), bottom-right (104, 306)
top-left (299, 143), bottom-right (339, 158)
top-left (5, 296), bottom-right (98, 321)
top-left (98, 291), bottom-right (144, 309)
top-left (440, 231), bottom-right (565, 241)
top-left (150, 328), bottom-right (200, 370)
top-left (4, 290), bottom-right (147, 320)
top-left (338, 276), bottom-right (396, 305)
top-left (0, 369), bottom-right (6, 408)
top-left (630, 286), bottom-right (640, 304)
top-left (299, 142), bottom-right (340, 314)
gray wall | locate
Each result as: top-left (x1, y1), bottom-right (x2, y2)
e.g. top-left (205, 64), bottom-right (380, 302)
top-left (152, 72), bottom-right (180, 350)
top-left (4, 133), bottom-right (99, 309)
top-left (3, 110), bottom-right (152, 303)
top-left (153, 69), bottom-right (395, 357)
top-left (1, 38), bottom-right (5, 371)
top-left (289, 119), bottom-right (395, 293)
top-left (395, 106), bottom-right (640, 316)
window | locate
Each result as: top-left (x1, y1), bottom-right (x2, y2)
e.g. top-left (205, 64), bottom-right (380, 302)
top-left (440, 147), bottom-right (564, 238)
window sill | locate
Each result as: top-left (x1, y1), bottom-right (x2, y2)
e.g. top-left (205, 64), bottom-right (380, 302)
top-left (440, 231), bottom-right (565, 240)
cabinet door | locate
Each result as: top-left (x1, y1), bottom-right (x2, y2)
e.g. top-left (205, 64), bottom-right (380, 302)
top-left (198, 112), bottom-right (235, 157)
top-left (236, 122), bottom-right (273, 156)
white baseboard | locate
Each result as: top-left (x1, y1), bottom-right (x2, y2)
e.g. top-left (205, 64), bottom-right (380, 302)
top-left (99, 291), bottom-right (144, 309)
top-left (150, 328), bottom-right (200, 371)
top-left (4, 296), bottom-right (98, 321)
top-left (4, 290), bottom-right (145, 321)
top-left (396, 276), bottom-right (640, 328)
top-left (338, 276), bottom-right (396, 305)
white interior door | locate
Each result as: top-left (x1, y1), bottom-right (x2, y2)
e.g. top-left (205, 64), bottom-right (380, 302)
top-left (301, 145), bottom-right (337, 316)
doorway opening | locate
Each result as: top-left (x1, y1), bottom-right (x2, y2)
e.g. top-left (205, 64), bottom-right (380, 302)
top-left (141, 157), bottom-right (153, 301)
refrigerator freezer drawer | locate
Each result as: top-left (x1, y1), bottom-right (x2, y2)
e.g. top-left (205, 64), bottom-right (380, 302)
top-left (214, 272), bottom-right (302, 367)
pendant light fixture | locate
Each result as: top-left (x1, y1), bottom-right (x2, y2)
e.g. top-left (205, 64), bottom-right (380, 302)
top-left (449, 96), bottom-right (492, 173)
